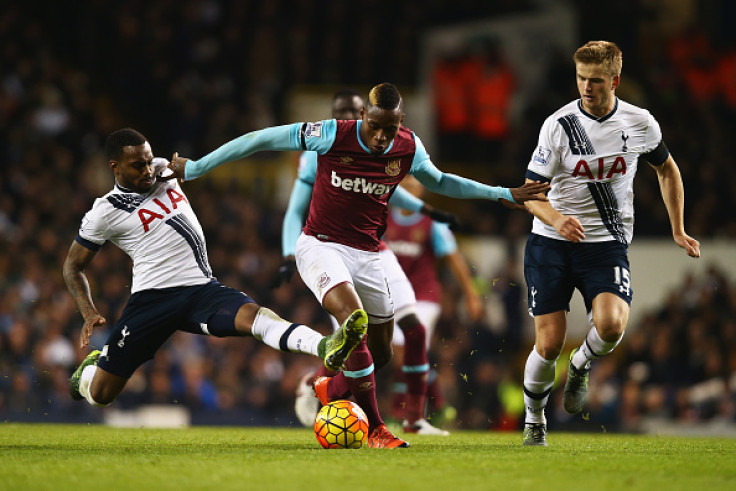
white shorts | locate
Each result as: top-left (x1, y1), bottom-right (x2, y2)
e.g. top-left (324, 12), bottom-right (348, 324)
top-left (392, 300), bottom-right (442, 348)
top-left (295, 233), bottom-right (394, 324)
top-left (380, 248), bottom-right (416, 318)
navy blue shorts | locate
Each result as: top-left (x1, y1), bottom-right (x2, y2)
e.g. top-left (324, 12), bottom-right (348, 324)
top-left (524, 234), bottom-right (632, 316)
top-left (97, 280), bottom-right (253, 378)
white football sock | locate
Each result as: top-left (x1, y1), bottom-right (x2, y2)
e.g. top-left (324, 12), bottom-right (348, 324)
top-left (79, 365), bottom-right (109, 407)
top-left (252, 307), bottom-right (321, 355)
top-left (523, 347), bottom-right (557, 424)
top-left (572, 325), bottom-right (624, 371)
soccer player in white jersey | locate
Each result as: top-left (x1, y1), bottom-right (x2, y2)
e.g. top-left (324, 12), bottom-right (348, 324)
top-left (276, 90), bottom-right (455, 436)
top-left (63, 128), bottom-right (366, 410)
top-left (164, 83), bottom-right (549, 448)
top-left (520, 41), bottom-right (700, 446)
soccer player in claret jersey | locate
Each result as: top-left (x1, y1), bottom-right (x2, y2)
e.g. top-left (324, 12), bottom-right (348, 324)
top-left (63, 128), bottom-right (366, 410)
top-left (520, 41), bottom-right (700, 446)
top-left (165, 83), bottom-right (549, 448)
top-left (383, 174), bottom-right (484, 429)
top-left (274, 89), bottom-right (455, 436)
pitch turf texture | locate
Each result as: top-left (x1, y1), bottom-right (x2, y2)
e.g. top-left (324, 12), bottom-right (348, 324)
top-left (1, 424), bottom-right (734, 490)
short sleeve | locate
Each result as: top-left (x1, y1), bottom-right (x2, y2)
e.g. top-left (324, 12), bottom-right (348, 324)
top-left (78, 203), bottom-right (110, 247)
top-left (643, 112), bottom-right (663, 154)
top-left (526, 116), bottom-right (561, 180)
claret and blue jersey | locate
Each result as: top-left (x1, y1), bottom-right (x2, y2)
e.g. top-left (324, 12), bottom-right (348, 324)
top-left (186, 118), bottom-right (514, 252)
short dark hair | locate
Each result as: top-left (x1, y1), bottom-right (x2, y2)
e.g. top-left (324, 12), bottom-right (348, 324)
top-left (105, 128), bottom-right (147, 161)
top-left (367, 83), bottom-right (402, 111)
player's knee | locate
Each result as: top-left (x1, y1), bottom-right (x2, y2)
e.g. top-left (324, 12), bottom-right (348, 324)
top-left (231, 302), bottom-right (261, 335)
top-left (598, 322), bottom-right (626, 342)
top-left (89, 384), bottom-right (116, 406)
top-left (89, 374), bottom-right (126, 406)
top-left (594, 314), bottom-right (627, 341)
top-left (397, 314), bottom-right (423, 332)
top-left (536, 344), bottom-right (562, 361)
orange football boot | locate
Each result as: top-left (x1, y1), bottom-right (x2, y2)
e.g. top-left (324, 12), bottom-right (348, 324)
top-left (366, 424), bottom-right (410, 449)
top-left (313, 376), bottom-right (332, 406)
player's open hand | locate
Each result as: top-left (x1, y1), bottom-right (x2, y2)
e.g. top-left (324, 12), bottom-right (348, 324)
top-left (674, 232), bottom-right (700, 258)
top-left (158, 152), bottom-right (188, 182)
top-left (508, 181), bottom-right (550, 204)
top-left (80, 313), bottom-right (106, 348)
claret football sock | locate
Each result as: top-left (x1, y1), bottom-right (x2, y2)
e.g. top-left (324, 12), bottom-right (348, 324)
top-left (400, 322), bottom-right (429, 423)
top-left (342, 340), bottom-right (384, 430)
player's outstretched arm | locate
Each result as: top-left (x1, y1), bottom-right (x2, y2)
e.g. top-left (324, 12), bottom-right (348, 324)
top-left (390, 180), bottom-right (462, 229)
top-left (414, 168), bottom-right (550, 204)
top-left (166, 124), bottom-right (301, 181)
top-left (409, 137), bottom-right (549, 204)
top-left (63, 241), bottom-right (107, 348)
top-left (652, 157), bottom-right (700, 258)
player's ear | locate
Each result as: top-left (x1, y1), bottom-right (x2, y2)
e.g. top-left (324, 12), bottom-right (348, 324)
top-left (109, 160), bottom-right (118, 171)
top-left (611, 75), bottom-right (620, 90)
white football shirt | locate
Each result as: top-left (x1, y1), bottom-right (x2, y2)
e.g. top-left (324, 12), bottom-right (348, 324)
top-left (77, 158), bottom-right (213, 293)
top-left (526, 98), bottom-right (663, 244)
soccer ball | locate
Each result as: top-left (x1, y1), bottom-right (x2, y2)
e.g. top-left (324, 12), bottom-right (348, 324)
top-left (314, 400), bottom-right (369, 449)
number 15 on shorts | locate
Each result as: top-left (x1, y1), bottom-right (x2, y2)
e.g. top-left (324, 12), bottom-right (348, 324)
top-left (614, 266), bottom-right (631, 296)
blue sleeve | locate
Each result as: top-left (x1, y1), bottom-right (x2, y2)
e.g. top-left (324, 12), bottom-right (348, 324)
top-left (388, 184), bottom-right (424, 212)
top-left (409, 135), bottom-right (514, 203)
top-left (282, 178), bottom-right (313, 257)
top-left (184, 120), bottom-right (338, 181)
top-left (282, 151), bottom-right (319, 256)
top-left (297, 151), bottom-right (318, 184)
top-left (430, 222), bottom-right (457, 258)
top-left (185, 124), bottom-right (302, 181)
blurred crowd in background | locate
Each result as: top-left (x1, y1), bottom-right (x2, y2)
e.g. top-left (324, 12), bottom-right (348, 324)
top-left (1, 1), bottom-right (735, 432)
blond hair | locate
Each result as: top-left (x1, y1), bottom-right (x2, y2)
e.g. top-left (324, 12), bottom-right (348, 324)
top-left (573, 41), bottom-right (622, 77)
top-left (367, 83), bottom-right (402, 111)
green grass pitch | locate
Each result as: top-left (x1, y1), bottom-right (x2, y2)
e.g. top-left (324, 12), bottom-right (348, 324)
top-left (1, 423), bottom-right (734, 490)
